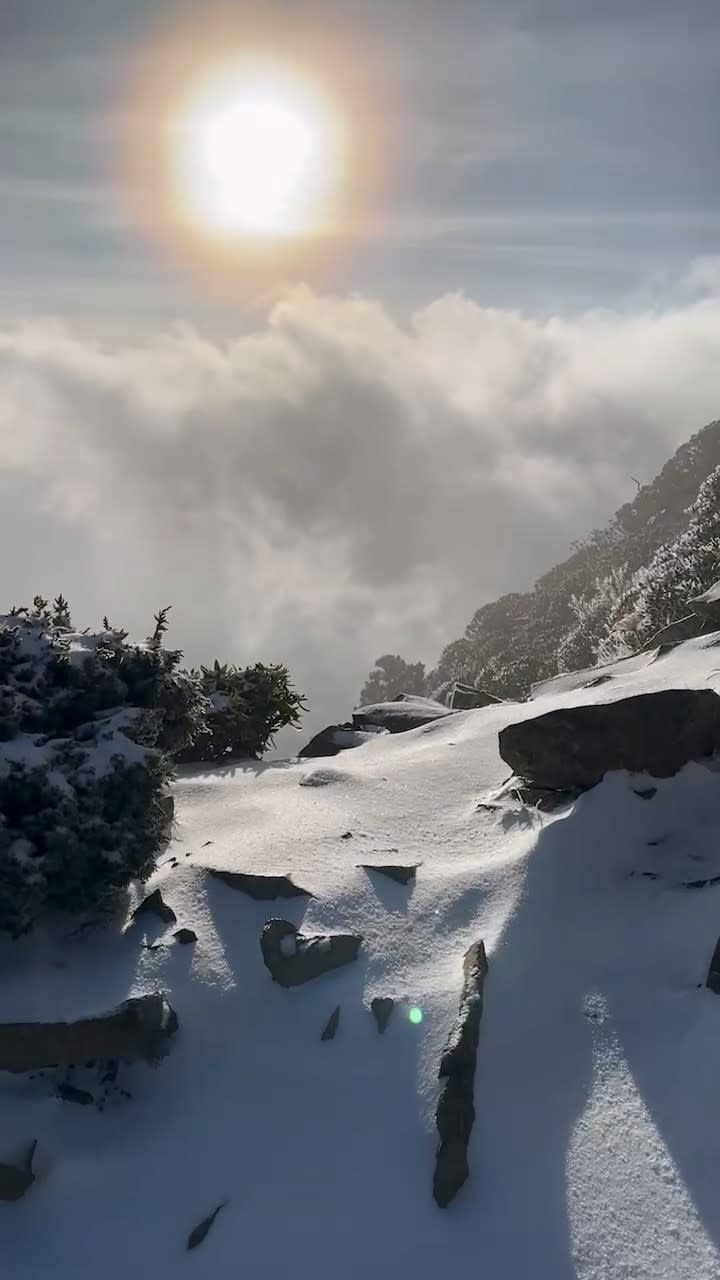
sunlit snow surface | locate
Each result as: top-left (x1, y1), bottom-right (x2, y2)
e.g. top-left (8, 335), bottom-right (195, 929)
top-left (3, 634), bottom-right (720, 1277)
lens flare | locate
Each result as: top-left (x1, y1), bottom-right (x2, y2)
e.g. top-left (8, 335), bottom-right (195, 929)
top-left (409, 1006), bottom-right (423, 1025)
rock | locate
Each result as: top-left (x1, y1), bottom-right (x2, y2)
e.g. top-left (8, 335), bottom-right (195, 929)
top-left (433, 940), bottom-right (489, 1209)
top-left (690, 580), bottom-right (720, 625)
top-left (340, 831), bottom-right (353, 840)
top-left (499, 688), bottom-right (720, 792)
top-left (371, 997), bottom-right (395, 1034)
top-left (642, 613), bottom-right (710, 650)
top-left (0, 1142), bottom-right (36, 1202)
top-left (159, 793), bottom-right (174, 828)
top-left (512, 783), bottom-right (580, 812)
top-left (132, 889), bottom-right (177, 925)
top-left (633, 787), bottom-right (657, 800)
top-left (352, 698), bottom-right (454, 735)
top-left (707, 936), bottom-right (720, 993)
top-left (187, 1201), bottom-right (228, 1251)
top-left (299, 768), bottom-right (351, 788)
top-left (0, 992), bottom-right (178, 1073)
top-left (173, 928), bottom-right (198, 944)
top-left (260, 920), bottom-right (362, 988)
top-left (298, 723), bottom-right (386, 759)
top-left (584, 674), bottom-right (613, 689)
top-left (57, 1083), bottom-right (94, 1106)
top-left (448, 684), bottom-right (501, 711)
top-left (321, 1007), bottom-right (341, 1041)
top-left (208, 870), bottom-right (311, 900)
top-left (360, 864), bottom-right (418, 886)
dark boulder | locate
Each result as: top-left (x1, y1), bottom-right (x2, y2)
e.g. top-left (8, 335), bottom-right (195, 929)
top-left (260, 920), bottom-right (362, 988)
top-left (132, 889), bottom-right (177, 925)
top-left (0, 1142), bottom-right (36, 1202)
top-left (209, 870), bottom-right (311, 900)
top-left (352, 698), bottom-right (453, 735)
top-left (434, 941), bottom-right (488, 1208)
top-left (173, 928), bottom-right (198, 945)
top-left (499, 688), bottom-right (720, 792)
top-left (298, 724), bottom-right (386, 759)
top-left (371, 997), bottom-right (395, 1034)
top-left (448, 684), bottom-right (501, 711)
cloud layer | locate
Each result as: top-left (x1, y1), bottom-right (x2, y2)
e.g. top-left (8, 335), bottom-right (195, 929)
top-left (2, 288), bottom-right (720, 740)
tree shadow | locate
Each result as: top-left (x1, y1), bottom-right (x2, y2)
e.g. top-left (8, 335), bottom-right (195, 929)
top-left (470, 775), bottom-right (720, 1271)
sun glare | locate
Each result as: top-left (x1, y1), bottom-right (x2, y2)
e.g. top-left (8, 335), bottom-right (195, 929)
top-left (171, 65), bottom-right (341, 239)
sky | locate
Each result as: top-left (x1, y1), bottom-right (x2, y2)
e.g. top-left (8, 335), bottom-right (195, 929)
top-left (1, 0), bottom-right (720, 742)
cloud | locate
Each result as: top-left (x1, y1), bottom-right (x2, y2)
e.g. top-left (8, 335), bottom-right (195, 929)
top-left (1, 287), bottom-right (720, 741)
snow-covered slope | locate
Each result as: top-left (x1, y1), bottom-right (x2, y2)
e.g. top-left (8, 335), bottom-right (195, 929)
top-left (5, 636), bottom-right (720, 1277)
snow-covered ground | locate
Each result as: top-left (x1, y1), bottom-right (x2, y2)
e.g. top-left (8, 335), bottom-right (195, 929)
top-left (4, 635), bottom-right (720, 1277)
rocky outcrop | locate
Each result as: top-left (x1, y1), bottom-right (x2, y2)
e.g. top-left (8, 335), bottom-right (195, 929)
top-left (448, 684), bottom-right (501, 711)
top-left (298, 723), bottom-right (386, 759)
top-left (371, 998), bottom-right (395, 1034)
top-left (209, 870), bottom-right (311, 900)
top-left (360, 864), bottom-right (419, 886)
top-left (643, 613), bottom-right (710, 650)
top-left (499, 688), bottom-right (720, 792)
top-left (0, 1141), bottom-right (36, 1202)
top-left (352, 698), bottom-right (453, 735)
top-left (321, 1007), bottom-right (341, 1041)
top-left (174, 928), bottom-right (198, 944)
top-left (690, 579), bottom-right (720, 625)
top-left (434, 941), bottom-right (488, 1209)
top-left (0, 992), bottom-right (178, 1073)
top-left (260, 920), bottom-right (362, 988)
top-left (132, 889), bottom-right (177, 925)
top-left (187, 1201), bottom-right (228, 1251)
top-left (707, 937), bottom-right (720, 993)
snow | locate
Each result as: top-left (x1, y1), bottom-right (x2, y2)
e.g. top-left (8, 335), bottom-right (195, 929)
top-left (4, 634), bottom-right (720, 1275)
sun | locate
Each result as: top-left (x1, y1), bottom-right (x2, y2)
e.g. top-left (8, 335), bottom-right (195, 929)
top-left (171, 64), bottom-right (342, 239)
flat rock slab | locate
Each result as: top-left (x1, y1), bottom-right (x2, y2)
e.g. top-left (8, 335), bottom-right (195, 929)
top-left (0, 992), bottom-right (178, 1073)
top-left (353, 699), bottom-right (453, 734)
top-left (260, 920), bottom-right (362, 988)
top-left (132, 889), bottom-right (177, 925)
top-left (434, 940), bottom-right (488, 1209)
top-left (173, 928), bottom-right (198, 944)
top-left (499, 688), bottom-right (720, 792)
top-left (360, 864), bottom-right (419, 886)
top-left (208, 870), bottom-right (311, 900)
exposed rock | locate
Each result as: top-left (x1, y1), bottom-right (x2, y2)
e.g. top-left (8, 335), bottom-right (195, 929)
top-left (173, 928), bottom-right (198, 944)
top-left (340, 831), bottom-right (353, 840)
top-left (690, 580), bottom-right (720, 624)
top-left (0, 992), bottom-right (178, 1073)
top-left (642, 613), bottom-right (710, 650)
top-left (512, 783), bottom-right (580, 812)
top-left (584, 674), bottom-right (613, 689)
top-left (434, 940), bottom-right (489, 1209)
top-left (448, 683), bottom-right (501, 711)
top-left (298, 723), bottom-right (386, 759)
top-left (159, 793), bottom-right (174, 828)
top-left (371, 997), bottom-right (395, 1034)
top-left (208, 870), bottom-right (311, 900)
top-left (499, 688), bottom-right (720, 792)
top-left (321, 1007), bottom-right (341, 1041)
top-left (352, 698), bottom-right (454, 735)
top-left (360, 864), bottom-right (418, 886)
top-left (299, 768), bottom-right (351, 788)
top-left (707, 936), bottom-right (720, 993)
top-left (260, 920), bottom-right (362, 988)
top-left (0, 1142), bottom-right (36, 1202)
top-left (187, 1201), bottom-right (228, 1251)
top-left (57, 1083), bottom-right (94, 1106)
top-left (633, 787), bottom-right (657, 800)
top-left (132, 889), bottom-right (177, 925)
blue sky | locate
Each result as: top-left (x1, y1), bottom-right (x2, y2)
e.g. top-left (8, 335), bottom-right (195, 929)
top-left (1, 0), bottom-right (720, 736)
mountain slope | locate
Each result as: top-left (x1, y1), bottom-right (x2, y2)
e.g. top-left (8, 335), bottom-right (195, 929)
top-left (426, 417), bottom-right (720, 699)
top-left (4, 635), bottom-right (720, 1276)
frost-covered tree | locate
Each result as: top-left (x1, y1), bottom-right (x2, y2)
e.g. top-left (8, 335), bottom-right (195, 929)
top-left (176, 661), bottom-right (306, 763)
top-left (358, 655), bottom-right (426, 706)
top-left (0, 601), bottom-right (208, 937)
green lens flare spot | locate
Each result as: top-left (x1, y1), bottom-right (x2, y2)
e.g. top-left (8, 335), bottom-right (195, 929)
top-left (408, 1006), bottom-right (423, 1025)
